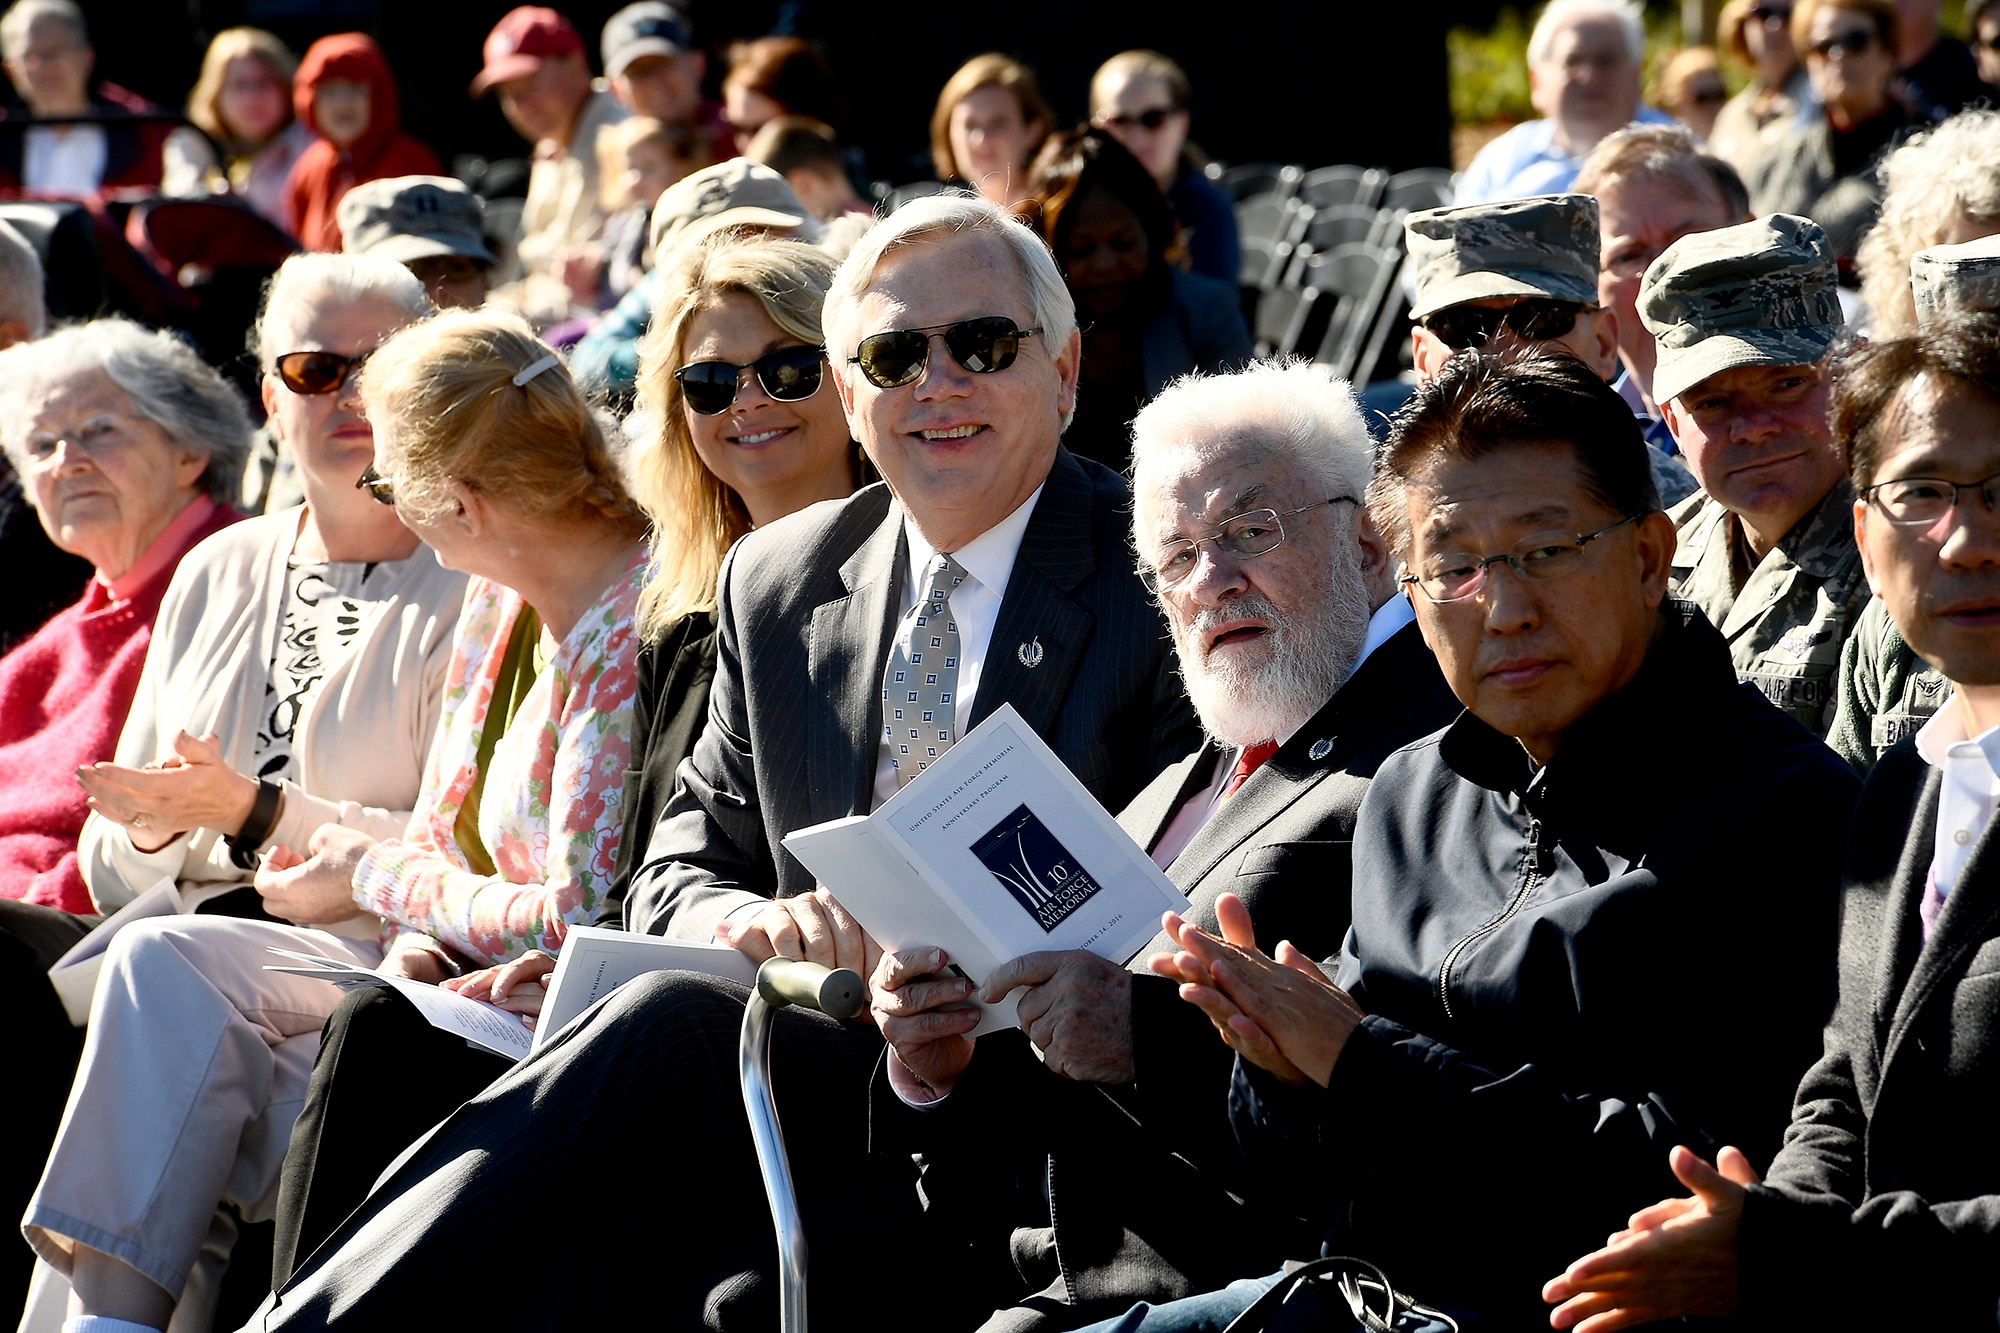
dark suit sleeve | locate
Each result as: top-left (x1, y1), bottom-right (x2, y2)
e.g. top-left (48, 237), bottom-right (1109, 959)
top-left (622, 547), bottom-right (776, 939)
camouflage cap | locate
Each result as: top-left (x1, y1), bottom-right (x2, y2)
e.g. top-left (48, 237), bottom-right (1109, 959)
top-left (1912, 232), bottom-right (2000, 328)
top-left (337, 175), bottom-right (496, 267)
top-left (1405, 193), bottom-right (1601, 321)
top-left (1640, 213), bottom-right (1842, 407)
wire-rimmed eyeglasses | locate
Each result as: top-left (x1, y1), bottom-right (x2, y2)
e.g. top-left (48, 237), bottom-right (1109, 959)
top-left (1140, 498), bottom-right (1354, 593)
top-left (1400, 514), bottom-right (1640, 603)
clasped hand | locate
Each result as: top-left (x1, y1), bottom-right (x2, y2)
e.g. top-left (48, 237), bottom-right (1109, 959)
top-left (715, 887), bottom-right (882, 1009)
top-left (76, 731), bottom-right (257, 853)
top-left (1147, 891), bottom-right (1363, 1087)
top-left (255, 824), bottom-right (373, 925)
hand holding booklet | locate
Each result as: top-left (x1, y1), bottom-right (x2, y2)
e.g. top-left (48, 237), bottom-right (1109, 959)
top-left (783, 704), bottom-right (1191, 1036)
top-left (264, 950), bottom-right (536, 1061)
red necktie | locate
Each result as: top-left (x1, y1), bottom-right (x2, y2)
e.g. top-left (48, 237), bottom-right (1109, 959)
top-left (1220, 740), bottom-right (1279, 802)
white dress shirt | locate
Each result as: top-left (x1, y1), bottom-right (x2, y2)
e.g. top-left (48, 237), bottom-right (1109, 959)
top-left (23, 123), bottom-right (106, 194)
top-left (870, 485), bottom-right (1043, 809)
top-left (1914, 703), bottom-right (2000, 909)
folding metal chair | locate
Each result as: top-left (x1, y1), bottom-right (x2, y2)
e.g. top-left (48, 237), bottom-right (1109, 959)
top-left (1298, 164), bottom-right (1388, 212)
top-left (1211, 161), bottom-right (1303, 203)
top-left (1383, 167), bottom-right (1457, 214)
top-left (1297, 244), bottom-right (1401, 381)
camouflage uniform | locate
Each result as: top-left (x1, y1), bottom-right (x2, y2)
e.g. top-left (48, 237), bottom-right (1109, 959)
top-left (1670, 479), bottom-right (1870, 735)
top-left (1826, 596), bottom-right (1953, 774)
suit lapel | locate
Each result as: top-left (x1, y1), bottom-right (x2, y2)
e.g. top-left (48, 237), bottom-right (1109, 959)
top-left (805, 503), bottom-right (905, 824)
top-left (1883, 769), bottom-right (2000, 1072)
top-left (970, 449), bottom-right (1097, 740)
top-left (1118, 743), bottom-right (1222, 852)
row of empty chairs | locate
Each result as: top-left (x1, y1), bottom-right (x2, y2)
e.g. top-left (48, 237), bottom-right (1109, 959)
top-left (1211, 160), bottom-right (1457, 383)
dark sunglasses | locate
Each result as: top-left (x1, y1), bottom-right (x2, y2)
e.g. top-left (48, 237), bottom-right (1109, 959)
top-left (849, 316), bottom-right (1042, 389)
top-left (1421, 299), bottom-right (1583, 351)
top-left (1811, 29), bottom-right (1876, 57)
top-left (275, 349), bottom-right (371, 396)
top-left (355, 464), bottom-right (395, 506)
top-left (673, 344), bottom-right (826, 415)
top-left (1748, 3), bottom-right (1791, 23)
top-left (1098, 106), bottom-right (1178, 132)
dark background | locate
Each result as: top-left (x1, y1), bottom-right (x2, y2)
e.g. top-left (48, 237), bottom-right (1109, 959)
top-left (80, 0), bottom-right (1509, 183)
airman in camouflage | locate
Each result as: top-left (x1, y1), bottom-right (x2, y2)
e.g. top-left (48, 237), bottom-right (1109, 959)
top-left (1404, 193), bottom-right (1698, 505)
top-left (1643, 214), bottom-right (1867, 734)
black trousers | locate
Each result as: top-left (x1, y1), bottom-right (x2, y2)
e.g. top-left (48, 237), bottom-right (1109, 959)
top-left (253, 970), bottom-right (972, 1331)
top-left (271, 985), bottom-right (512, 1286)
top-left (0, 897), bottom-right (94, 1315)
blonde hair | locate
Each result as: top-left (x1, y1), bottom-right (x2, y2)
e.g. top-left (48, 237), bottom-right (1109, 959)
top-left (1089, 50), bottom-right (1190, 115)
top-left (630, 234), bottom-right (840, 638)
top-left (360, 310), bottom-right (643, 536)
top-left (929, 54), bottom-right (1051, 183)
top-left (1857, 109), bottom-right (2000, 338)
top-left (594, 115), bottom-right (700, 212)
top-left (185, 27), bottom-right (297, 146)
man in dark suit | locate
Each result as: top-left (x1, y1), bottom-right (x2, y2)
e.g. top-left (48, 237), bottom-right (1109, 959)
top-left (246, 192), bottom-right (1197, 1331)
top-left (869, 359), bottom-right (1463, 1330)
top-left (1544, 314), bottom-right (2000, 1330)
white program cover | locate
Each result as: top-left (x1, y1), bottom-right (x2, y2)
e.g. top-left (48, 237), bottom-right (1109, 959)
top-left (533, 926), bottom-right (760, 1053)
top-left (784, 704), bottom-right (1189, 1035)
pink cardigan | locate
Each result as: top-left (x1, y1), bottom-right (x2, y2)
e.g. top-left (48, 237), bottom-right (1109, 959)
top-left (0, 501), bottom-right (242, 913)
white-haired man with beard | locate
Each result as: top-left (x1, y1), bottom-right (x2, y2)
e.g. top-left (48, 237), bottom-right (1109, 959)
top-left (867, 359), bottom-right (1463, 1331)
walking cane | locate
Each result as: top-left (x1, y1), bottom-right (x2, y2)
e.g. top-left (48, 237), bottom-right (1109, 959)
top-left (738, 956), bottom-right (865, 1333)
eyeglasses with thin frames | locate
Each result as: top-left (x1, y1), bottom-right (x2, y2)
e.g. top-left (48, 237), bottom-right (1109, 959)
top-left (1861, 472), bottom-right (2000, 526)
top-left (1401, 514), bottom-right (1641, 603)
top-left (1140, 498), bottom-right (1355, 593)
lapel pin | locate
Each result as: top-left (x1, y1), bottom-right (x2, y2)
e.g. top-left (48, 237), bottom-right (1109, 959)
top-left (1308, 738), bottom-right (1333, 761)
top-left (1017, 637), bottom-right (1044, 669)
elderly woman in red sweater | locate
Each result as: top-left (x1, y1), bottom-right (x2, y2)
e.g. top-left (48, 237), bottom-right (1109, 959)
top-left (281, 32), bottom-right (440, 251)
top-left (0, 318), bottom-right (248, 915)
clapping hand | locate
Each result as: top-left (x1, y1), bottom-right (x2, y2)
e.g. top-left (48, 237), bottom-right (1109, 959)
top-left (1148, 891), bottom-right (1363, 1087)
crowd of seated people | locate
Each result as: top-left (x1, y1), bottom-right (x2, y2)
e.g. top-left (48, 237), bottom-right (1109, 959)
top-left (3, 2), bottom-right (2000, 1332)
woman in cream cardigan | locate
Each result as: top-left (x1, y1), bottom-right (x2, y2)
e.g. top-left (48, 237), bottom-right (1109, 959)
top-left (17, 252), bottom-right (467, 1333)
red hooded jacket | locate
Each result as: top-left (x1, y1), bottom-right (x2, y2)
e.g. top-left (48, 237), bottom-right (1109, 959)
top-left (281, 33), bottom-right (441, 251)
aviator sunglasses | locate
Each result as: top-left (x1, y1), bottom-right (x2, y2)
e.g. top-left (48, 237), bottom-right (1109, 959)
top-left (275, 349), bottom-right (371, 396)
top-left (849, 316), bottom-right (1042, 389)
top-left (1421, 299), bottom-right (1584, 351)
top-left (674, 344), bottom-right (827, 415)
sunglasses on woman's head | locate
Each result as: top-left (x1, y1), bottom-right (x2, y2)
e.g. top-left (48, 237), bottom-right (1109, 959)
top-left (848, 316), bottom-right (1042, 390)
top-left (673, 345), bottom-right (827, 415)
top-left (1421, 299), bottom-right (1583, 351)
top-left (276, 349), bottom-right (370, 396)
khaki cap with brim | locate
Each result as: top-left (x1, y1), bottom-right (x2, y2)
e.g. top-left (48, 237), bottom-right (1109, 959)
top-left (338, 176), bottom-right (496, 267)
top-left (1912, 232), bottom-right (2000, 328)
top-left (650, 157), bottom-right (824, 260)
top-left (1405, 193), bottom-right (1602, 321)
top-left (1641, 213), bottom-right (1843, 407)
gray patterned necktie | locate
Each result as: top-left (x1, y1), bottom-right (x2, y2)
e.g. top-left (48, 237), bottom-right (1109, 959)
top-left (883, 551), bottom-right (968, 786)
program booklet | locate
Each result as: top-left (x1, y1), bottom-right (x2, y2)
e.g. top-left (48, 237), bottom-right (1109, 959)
top-left (532, 927), bottom-right (760, 1054)
top-left (265, 949), bottom-right (534, 1061)
top-left (782, 704), bottom-right (1191, 1036)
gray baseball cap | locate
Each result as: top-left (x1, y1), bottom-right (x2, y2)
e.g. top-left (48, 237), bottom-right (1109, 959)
top-left (650, 157), bottom-right (823, 260)
top-left (337, 175), bottom-right (496, 267)
top-left (1912, 232), bottom-right (2000, 328)
top-left (602, 2), bottom-right (693, 80)
top-left (1640, 213), bottom-right (1842, 407)
top-left (1405, 193), bottom-right (1601, 321)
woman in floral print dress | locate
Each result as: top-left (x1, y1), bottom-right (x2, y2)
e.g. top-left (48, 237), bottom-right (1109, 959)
top-left (21, 311), bottom-right (648, 1333)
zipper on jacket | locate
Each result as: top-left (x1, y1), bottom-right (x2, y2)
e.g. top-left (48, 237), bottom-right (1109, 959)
top-left (1437, 814), bottom-right (1545, 1020)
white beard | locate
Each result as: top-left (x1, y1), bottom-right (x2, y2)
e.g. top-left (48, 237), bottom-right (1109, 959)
top-left (1173, 561), bottom-right (1373, 750)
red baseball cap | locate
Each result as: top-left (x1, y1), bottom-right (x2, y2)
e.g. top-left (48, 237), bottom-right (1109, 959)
top-left (470, 7), bottom-right (584, 96)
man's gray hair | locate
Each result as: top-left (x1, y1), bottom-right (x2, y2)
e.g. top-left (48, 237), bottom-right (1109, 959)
top-left (0, 317), bottom-right (254, 503)
top-left (822, 191), bottom-right (1077, 404)
top-left (0, 0), bottom-right (87, 57)
top-left (0, 219), bottom-right (45, 339)
top-left (252, 252), bottom-right (429, 371)
top-left (1129, 359), bottom-right (1376, 545)
top-left (1528, 0), bottom-right (1645, 65)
